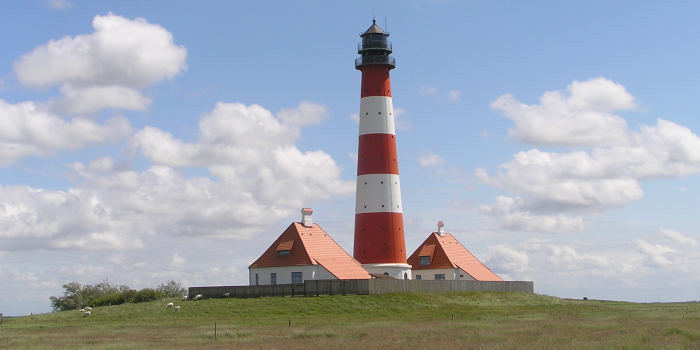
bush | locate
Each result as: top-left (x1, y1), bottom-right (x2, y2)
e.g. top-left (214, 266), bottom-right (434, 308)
top-left (50, 280), bottom-right (127, 311)
top-left (91, 292), bottom-right (127, 307)
top-left (133, 288), bottom-right (162, 303)
top-left (50, 280), bottom-right (184, 311)
top-left (121, 289), bottom-right (138, 303)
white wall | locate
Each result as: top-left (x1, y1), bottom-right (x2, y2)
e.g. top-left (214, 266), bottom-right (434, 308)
top-left (363, 263), bottom-right (412, 280)
top-left (412, 268), bottom-right (475, 281)
top-left (249, 265), bottom-right (336, 285)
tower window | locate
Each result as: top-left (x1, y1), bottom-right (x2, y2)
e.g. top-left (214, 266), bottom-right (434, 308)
top-left (277, 250), bottom-right (290, 256)
top-left (270, 273), bottom-right (277, 285)
top-left (435, 274), bottom-right (445, 280)
top-left (416, 275), bottom-right (422, 280)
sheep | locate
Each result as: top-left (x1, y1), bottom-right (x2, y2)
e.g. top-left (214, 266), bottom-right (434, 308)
top-left (84, 307), bottom-right (93, 312)
top-left (181, 294), bottom-right (188, 301)
top-left (174, 306), bottom-right (181, 311)
top-left (79, 308), bottom-right (85, 312)
top-left (223, 293), bottom-right (230, 298)
top-left (166, 302), bottom-right (174, 308)
top-left (193, 294), bottom-right (203, 301)
top-left (83, 311), bottom-right (91, 317)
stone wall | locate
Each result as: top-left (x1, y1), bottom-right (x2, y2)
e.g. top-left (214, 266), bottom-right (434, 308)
top-left (189, 279), bottom-right (533, 299)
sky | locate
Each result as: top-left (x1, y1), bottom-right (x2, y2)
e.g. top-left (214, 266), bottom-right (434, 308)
top-left (1, 1), bottom-right (699, 315)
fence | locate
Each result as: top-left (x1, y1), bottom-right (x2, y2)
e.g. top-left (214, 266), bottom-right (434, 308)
top-left (189, 279), bottom-right (533, 299)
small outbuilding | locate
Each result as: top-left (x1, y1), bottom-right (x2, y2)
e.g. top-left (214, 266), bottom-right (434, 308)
top-left (248, 208), bottom-right (371, 285)
top-left (407, 221), bottom-right (502, 281)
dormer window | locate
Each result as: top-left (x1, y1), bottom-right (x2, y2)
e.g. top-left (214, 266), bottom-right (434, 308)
top-left (419, 256), bottom-right (430, 265)
top-left (276, 240), bottom-right (293, 256)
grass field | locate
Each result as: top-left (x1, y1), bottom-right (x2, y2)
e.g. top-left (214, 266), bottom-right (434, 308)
top-left (1, 292), bottom-right (698, 349)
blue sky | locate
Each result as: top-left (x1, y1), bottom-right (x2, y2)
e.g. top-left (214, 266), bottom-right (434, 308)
top-left (1, 1), bottom-right (699, 315)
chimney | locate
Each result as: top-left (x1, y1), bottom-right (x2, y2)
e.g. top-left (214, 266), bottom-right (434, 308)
top-left (301, 208), bottom-right (313, 227)
top-left (437, 221), bottom-right (445, 236)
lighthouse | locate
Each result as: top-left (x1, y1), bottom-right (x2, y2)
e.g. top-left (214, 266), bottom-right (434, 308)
top-left (353, 20), bottom-right (411, 279)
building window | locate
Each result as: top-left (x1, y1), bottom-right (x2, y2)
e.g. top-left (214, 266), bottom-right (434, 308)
top-left (419, 256), bottom-right (430, 265)
top-left (415, 275), bottom-right (421, 280)
top-left (277, 250), bottom-right (290, 256)
top-left (435, 274), bottom-right (445, 280)
top-left (270, 273), bottom-right (277, 285)
top-left (291, 272), bottom-right (303, 284)
top-left (255, 273), bottom-right (259, 285)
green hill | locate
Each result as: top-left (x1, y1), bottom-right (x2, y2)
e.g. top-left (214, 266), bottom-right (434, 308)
top-left (1, 292), bottom-right (698, 349)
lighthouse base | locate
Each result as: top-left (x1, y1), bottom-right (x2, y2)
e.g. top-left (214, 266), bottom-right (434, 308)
top-left (362, 263), bottom-right (412, 280)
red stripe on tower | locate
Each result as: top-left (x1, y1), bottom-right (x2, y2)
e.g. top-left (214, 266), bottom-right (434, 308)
top-left (353, 20), bottom-right (411, 279)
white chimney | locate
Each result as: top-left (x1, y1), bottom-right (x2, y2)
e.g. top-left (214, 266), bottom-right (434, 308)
top-left (437, 221), bottom-right (445, 236)
top-left (301, 208), bottom-right (314, 227)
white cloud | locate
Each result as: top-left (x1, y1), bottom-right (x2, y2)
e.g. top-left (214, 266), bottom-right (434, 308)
top-left (634, 239), bottom-right (677, 267)
top-left (419, 85), bottom-right (438, 96)
top-left (659, 228), bottom-right (698, 247)
top-left (46, 0), bottom-right (73, 10)
top-left (13, 12), bottom-right (186, 115)
top-left (0, 100), bottom-right (353, 251)
top-left (48, 85), bottom-right (151, 115)
top-left (448, 90), bottom-right (461, 101)
top-left (0, 99), bottom-right (132, 166)
top-left (479, 196), bottom-right (584, 233)
top-left (170, 253), bottom-right (186, 268)
top-left (486, 244), bottom-right (529, 273)
top-left (491, 77), bottom-right (634, 147)
top-left (417, 151), bottom-right (445, 168)
top-left (485, 239), bottom-right (615, 281)
top-left (478, 78), bottom-right (700, 218)
top-left (277, 101), bottom-right (328, 127)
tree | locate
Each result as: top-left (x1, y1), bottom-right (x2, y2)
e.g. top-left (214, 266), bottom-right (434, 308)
top-left (49, 279), bottom-right (127, 311)
top-left (156, 280), bottom-right (186, 298)
top-left (50, 282), bottom-right (84, 311)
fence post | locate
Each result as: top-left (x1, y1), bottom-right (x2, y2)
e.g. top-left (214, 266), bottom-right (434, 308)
top-left (0, 313), bottom-right (3, 324)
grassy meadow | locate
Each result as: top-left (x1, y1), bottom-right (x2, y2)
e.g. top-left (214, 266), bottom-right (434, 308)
top-left (1, 292), bottom-right (698, 349)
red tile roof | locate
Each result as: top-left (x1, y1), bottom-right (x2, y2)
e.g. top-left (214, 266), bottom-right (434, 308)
top-left (249, 222), bottom-right (371, 280)
top-left (407, 232), bottom-right (502, 281)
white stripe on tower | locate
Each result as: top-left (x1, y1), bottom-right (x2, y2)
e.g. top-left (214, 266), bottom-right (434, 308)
top-left (359, 96), bottom-right (396, 135)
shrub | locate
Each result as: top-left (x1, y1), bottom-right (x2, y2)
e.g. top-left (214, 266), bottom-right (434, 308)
top-left (133, 288), bottom-right (162, 303)
top-left (91, 292), bottom-right (126, 307)
top-left (121, 289), bottom-right (138, 303)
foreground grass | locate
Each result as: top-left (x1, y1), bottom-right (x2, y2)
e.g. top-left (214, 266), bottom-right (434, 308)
top-left (1, 292), bottom-right (698, 349)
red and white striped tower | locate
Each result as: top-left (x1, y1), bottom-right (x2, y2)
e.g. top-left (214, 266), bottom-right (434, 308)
top-left (353, 20), bottom-right (411, 279)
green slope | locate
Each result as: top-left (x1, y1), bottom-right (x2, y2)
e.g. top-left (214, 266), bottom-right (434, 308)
top-left (1, 292), bottom-right (698, 349)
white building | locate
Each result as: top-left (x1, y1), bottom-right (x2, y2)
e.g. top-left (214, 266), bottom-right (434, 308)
top-left (407, 222), bottom-right (502, 281)
top-left (248, 208), bottom-right (371, 285)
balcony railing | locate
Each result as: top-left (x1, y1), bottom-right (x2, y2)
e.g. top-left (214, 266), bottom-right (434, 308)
top-left (357, 41), bottom-right (392, 53)
top-left (355, 55), bottom-right (396, 68)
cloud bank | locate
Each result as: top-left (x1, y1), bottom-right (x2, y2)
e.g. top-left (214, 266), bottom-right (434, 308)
top-left (478, 78), bottom-right (700, 232)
